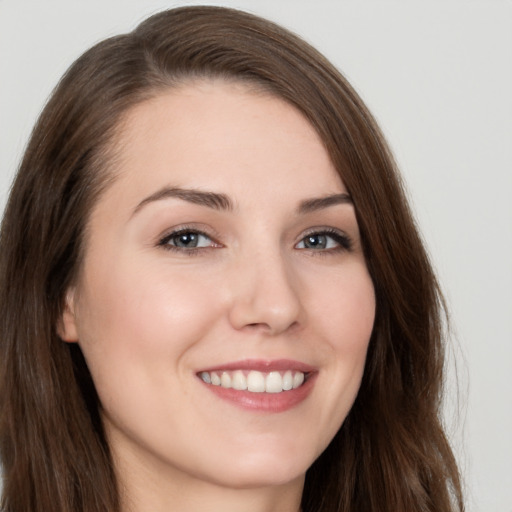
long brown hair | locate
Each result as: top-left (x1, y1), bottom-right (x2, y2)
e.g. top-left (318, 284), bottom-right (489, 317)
top-left (0, 6), bottom-right (463, 512)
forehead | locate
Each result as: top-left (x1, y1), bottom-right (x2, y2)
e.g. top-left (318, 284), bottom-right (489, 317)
top-left (107, 80), bottom-right (345, 209)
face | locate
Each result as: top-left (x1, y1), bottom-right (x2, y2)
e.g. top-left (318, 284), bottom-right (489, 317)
top-left (60, 81), bottom-right (375, 493)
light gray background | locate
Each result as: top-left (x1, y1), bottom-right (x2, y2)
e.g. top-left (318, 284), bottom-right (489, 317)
top-left (1, 1), bottom-right (511, 511)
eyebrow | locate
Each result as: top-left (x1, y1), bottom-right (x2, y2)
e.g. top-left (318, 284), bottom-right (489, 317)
top-left (297, 193), bottom-right (352, 214)
top-left (132, 187), bottom-right (233, 215)
top-left (132, 187), bottom-right (352, 216)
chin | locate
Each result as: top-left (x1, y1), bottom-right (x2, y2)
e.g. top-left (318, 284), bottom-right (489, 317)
top-left (200, 447), bottom-right (313, 489)
top-left (215, 465), bottom-right (306, 490)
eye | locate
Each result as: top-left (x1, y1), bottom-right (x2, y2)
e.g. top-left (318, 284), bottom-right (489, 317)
top-left (158, 229), bottom-right (219, 251)
top-left (295, 230), bottom-right (352, 252)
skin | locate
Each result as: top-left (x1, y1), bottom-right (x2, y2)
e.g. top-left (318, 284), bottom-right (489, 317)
top-left (60, 81), bottom-right (376, 512)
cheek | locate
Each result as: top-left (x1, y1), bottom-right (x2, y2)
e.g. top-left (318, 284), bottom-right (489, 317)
top-left (305, 262), bottom-right (375, 424)
top-left (331, 267), bottom-right (375, 387)
top-left (74, 259), bottom-right (227, 389)
top-left (309, 260), bottom-right (375, 351)
top-left (73, 260), bottom-right (229, 442)
top-left (84, 260), bottom-right (219, 334)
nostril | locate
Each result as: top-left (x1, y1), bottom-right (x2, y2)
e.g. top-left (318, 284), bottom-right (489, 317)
top-left (241, 320), bottom-right (300, 336)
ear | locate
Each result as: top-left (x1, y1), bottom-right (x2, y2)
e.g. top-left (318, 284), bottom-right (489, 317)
top-left (57, 288), bottom-right (79, 343)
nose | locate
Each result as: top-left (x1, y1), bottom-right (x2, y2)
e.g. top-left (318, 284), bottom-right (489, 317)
top-left (227, 249), bottom-right (303, 336)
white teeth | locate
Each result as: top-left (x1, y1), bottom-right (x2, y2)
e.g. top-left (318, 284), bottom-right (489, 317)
top-left (220, 372), bottom-right (231, 388)
top-left (247, 371), bottom-right (265, 392)
top-left (200, 369), bottom-right (306, 393)
top-left (200, 371), bottom-right (211, 384)
top-left (282, 370), bottom-right (293, 391)
top-left (293, 372), bottom-right (304, 388)
top-left (265, 371), bottom-right (283, 393)
top-left (232, 370), bottom-right (247, 390)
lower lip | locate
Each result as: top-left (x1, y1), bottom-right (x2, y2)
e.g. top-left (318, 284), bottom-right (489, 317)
top-left (199, 373), bottom-right (317, 413)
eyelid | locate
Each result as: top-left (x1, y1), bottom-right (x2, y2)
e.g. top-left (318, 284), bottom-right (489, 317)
top-left (295, 227), bottom-right (353, 251)
top-left (157, 224), bottom-right (223, 252)
top-left (154, 224), bottom-right (353, 254)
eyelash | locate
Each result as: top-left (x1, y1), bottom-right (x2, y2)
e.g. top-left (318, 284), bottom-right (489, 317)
top-left (157, 226), bottom-right (220, 255)
top-left (297, 228), bottom-right (353, 253)
top-left (157, 227), bottom-right (353, 255)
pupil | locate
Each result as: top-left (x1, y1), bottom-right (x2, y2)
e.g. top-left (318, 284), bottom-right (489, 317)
top-left (177, 233), bottom-right (197, 247)
top-left (306, 235), bottom-right (326, 249)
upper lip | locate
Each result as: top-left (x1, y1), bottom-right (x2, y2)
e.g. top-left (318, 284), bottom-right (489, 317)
top-left (197, 358), bottom-right (316, 374)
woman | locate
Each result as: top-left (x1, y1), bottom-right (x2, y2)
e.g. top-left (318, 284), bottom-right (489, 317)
top-left (0, 6), bottom-right (463, 512)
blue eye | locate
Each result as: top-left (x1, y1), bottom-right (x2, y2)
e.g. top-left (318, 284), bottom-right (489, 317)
top-left (296, 230), bottom-right (352, 251)
top-left (159, 230), bottom-right (216, 250)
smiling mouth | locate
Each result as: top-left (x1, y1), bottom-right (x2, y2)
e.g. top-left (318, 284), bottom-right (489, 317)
top-left (199, 370), bottom-right (307, 394)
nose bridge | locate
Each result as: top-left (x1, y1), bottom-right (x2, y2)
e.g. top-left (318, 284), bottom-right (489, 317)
top-left (227, 242), bottom-right (302, 334)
